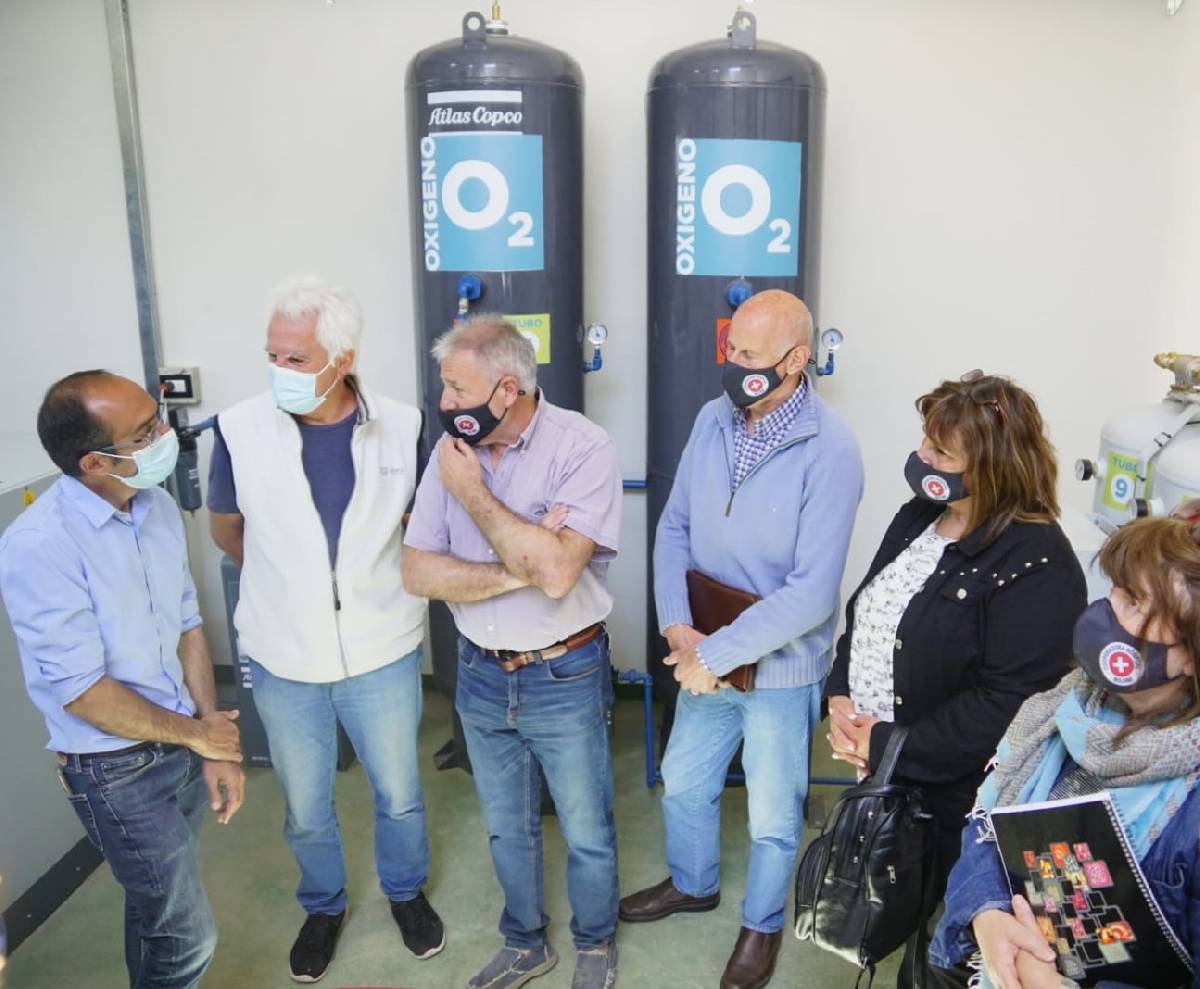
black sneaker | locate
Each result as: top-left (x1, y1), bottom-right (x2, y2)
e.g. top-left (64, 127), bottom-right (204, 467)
top-left (390, 892), bottom-right (446, 959)
top-left (288, 909), bottom-right (347, 983)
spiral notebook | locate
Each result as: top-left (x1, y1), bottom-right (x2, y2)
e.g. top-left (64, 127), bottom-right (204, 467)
top-left (990, 792), bottom-right (1193, 988)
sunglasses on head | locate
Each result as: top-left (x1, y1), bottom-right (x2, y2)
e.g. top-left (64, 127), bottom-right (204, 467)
top-left (958, 369), bottom-right (1006, 424)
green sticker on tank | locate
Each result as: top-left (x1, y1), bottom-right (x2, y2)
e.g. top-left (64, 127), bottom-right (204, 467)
top-left (505, 313), bottom-right (550, 364)
top-left (1103, 452), bottom-right (1139, 511)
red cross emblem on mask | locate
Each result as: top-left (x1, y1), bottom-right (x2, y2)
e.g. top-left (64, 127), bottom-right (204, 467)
top-left (1100, 643), bottom-right (1140, 686)
top-left (743, 374), bottom-right (769, 397)
top-left (922, 476), bottom-right (949, 501)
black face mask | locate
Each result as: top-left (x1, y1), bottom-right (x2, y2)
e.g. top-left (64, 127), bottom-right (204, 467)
top-left (721, 348), bottom-right (794, 409)
top-left (904, 450), bottom-right (969, 504)
top-left (438, 381), bottom-right (507, 446)
top-left (1073, 598), bottom-right (1177, 693)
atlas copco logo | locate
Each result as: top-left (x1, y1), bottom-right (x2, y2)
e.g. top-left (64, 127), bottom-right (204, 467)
top-left (742, 374), bottom-right (770, 398)
top-left (454, 415), bottom-right (481, 437)
top-left (921, 475), bottom-right (950, 501)
top-left (1100, 642), bottom-right (1141, 687)
top-left (428, 106), bottom-right (524, 128)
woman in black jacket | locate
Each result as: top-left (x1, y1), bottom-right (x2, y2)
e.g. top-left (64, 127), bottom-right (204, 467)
top-left (825, 371), bottom-right (1087, 989)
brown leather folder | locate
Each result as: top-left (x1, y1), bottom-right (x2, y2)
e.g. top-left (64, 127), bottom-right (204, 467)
top-left (685, 569), bottom-right (759, 693)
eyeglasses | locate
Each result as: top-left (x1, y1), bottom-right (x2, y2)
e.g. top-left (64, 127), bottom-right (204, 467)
top-left (958, 369), bottom-right (1005, 424)
top-left (90, 396), bottom-right (169, 455)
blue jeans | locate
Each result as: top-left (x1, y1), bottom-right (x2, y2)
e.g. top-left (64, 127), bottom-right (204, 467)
top-left (250, 648), bottom-right (430, 915)
top-left (455, 633), bottom-right (618, 950)
top-left (59, 743), bottom-right (216, 988)
top-left (661, 682), bottom-right (821, 934)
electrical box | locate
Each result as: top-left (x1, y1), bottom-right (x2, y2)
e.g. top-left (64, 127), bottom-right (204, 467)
top-left (158, 366), bottom-right (201, 405)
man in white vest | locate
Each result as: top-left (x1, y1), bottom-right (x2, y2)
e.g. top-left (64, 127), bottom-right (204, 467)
top-left (208, 275), bottom-right (442, 984)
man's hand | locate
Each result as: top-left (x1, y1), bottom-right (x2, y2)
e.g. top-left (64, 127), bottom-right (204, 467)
top-left (828, 703), bottom-right (878, 773)
top-left (664, 624), bottom-right (705, 653)
top-left (202, 760), bottom-right (246, 825)
top-left (972, 898), bottom-right (1058, 989)
top-left (439, 437), bottom-right (485, 502)
top-left (188, 710), bottom-right (242, 762)
top-left (541, 504), bottom-right (569, 533)
top-left (665, 648), bottom-right (723, 695)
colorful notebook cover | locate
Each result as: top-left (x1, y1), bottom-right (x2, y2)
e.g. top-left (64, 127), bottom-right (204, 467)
top-left (990, 792), bottom-right (1193, 988)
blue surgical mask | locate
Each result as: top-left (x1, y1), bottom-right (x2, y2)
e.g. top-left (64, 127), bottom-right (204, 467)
top-left (270, 361), bottom-right (336, 415)
top-left (101, 428), bottom-right (180, 490)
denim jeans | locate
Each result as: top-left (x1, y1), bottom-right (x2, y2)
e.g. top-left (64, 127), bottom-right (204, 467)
top-left (59, 743), bottom-right (216, 988)
top-left (661, 681), bottom-right (822, 933)
top-left (455, 632), bottom-right (618, 950)
top-left (250, 648), bottom-right (429, 915)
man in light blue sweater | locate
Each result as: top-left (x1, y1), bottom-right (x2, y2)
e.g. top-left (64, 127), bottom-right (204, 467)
top-left (619, 290), bottom-right (864, 989)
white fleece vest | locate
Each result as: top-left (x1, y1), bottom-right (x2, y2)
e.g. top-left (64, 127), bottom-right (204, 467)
top-left (219, 383), bottom-right (425, 683)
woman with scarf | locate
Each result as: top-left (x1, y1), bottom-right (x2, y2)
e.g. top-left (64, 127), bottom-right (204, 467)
top-left (929, 501), bottom-right (1200, 989)
top-left (825, 371), bottom-right (1087, 987)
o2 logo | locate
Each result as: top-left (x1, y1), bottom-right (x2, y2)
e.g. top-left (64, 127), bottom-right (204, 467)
top-left (419, 133), bottom-right (543, 272)
top-left (675, 137), bottom-right (802, 277)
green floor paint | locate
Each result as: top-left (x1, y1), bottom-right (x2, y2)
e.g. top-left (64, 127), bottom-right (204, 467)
top-left (4, 692), bottom-right (902, 988)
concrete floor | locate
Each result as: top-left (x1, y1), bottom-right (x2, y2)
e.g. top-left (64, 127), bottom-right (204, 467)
top-left (3, 690), bottom-right (902, 989)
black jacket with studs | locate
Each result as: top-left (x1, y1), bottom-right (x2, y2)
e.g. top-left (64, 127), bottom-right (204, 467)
top-left (826, 497), bottom-right (1087, 824)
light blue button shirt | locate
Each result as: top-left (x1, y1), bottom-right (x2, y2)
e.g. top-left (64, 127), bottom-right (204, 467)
top-left (0, 477), bottom-right (201, 753)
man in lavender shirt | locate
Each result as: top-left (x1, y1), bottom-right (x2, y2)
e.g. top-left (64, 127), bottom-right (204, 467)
top-left (403, 315), bottom-right (622, 989)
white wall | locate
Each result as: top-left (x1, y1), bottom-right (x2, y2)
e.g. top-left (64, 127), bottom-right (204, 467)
top-left (5, 0), bottom-right (1199, 678)
top-left (0, 0), bottom-right (148, 913)
top-left (1, 0), bottom-right (144, 459)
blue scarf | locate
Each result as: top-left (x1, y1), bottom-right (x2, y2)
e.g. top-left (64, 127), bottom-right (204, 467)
top-left (975, 674), bottom-right (1200, 858)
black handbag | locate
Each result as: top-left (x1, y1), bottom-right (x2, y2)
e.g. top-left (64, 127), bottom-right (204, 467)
top-left (794, 727), bottom-right (937, 985)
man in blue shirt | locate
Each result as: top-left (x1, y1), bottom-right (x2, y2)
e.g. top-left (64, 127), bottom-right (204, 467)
top-left (0, 370), bottom-right (244, 989)
top-left (619, 291), bottom-right (864, 989)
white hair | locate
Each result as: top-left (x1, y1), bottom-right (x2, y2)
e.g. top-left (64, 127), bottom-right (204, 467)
top-left (431, 314), bottom-right (538, 393)
top-left (268, 274), bottom-right (363, 364)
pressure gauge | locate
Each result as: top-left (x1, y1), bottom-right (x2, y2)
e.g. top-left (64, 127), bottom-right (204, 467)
top-left (820, 327), bottom-right (844, 352)
top-left (586, 323), bottom-right (609, 346)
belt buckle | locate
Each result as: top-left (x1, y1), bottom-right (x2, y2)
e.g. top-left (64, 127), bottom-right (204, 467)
top-left (496, 649), bottom-right (520, 663)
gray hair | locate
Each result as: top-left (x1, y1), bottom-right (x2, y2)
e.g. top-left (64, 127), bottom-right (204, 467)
top-left (268, 274), bottom-right (363, 364)
top-left (431, 314), bottom-right (538, 393)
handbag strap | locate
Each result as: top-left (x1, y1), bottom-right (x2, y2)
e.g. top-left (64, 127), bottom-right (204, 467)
top-left (872, 726), bottom-right (908, 785)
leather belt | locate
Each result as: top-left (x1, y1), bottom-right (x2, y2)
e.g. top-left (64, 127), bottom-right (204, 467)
top-left (57, 740), bottom-right (154, 764)
top-left (483, 623), bottom-right (604, 673)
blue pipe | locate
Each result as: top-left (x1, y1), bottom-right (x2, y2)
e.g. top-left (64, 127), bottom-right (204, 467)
top-left (616, 671), bottom-right (658, 788)
top-left (725, 278), bottom-right (753, 310)
top-left (582, 349), bottom-right (603, 373)
top-left (456, 273), bottom-right (483, 303)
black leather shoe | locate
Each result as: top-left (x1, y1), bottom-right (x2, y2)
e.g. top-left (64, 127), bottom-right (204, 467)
top-left (720, 927), bottom-right (781, 989)
top-left (618, 876), bottom-right (720, 923)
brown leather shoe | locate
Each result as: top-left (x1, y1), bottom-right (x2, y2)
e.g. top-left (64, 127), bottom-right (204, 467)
top-left (720, 927), bottom-right (782, 989)
top-left (618, 876), bottom-right (720, 923)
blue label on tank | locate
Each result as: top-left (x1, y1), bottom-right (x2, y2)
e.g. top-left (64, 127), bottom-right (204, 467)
top-left (418, 132), bottom-right (544, 273)
top-left (675, 137), bottom-right (802, 277)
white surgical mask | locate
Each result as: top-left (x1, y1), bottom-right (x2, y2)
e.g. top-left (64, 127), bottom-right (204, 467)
top-left (270, 361), bottom-right (336, 415)
top-left (100, 428), bottom-right (180, 490)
